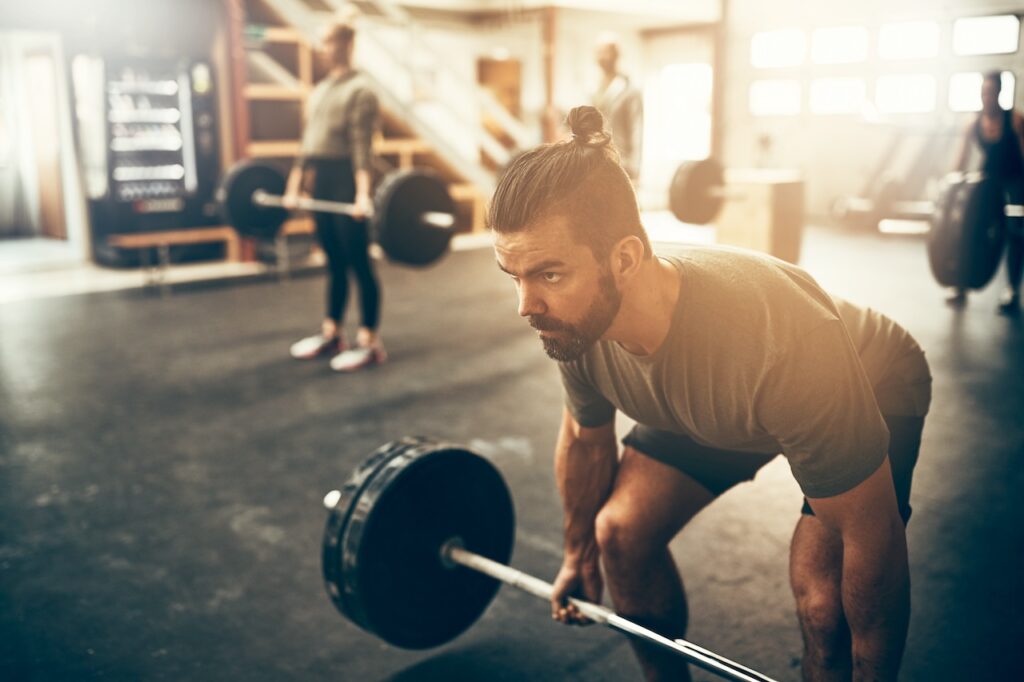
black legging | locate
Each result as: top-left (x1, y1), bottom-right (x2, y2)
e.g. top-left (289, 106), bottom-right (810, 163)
top-left (1004, 180), bottom-right (1024, 293)
top-left (308, 158), bottom-right (381, 329)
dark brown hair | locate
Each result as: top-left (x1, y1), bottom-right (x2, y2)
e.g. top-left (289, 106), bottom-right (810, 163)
top-left (487, 106), bottom-right (651, 261)
top-left (983, 70), bottom-right (1003, 93)
top-left (322, 20), bottom-right (355, 50)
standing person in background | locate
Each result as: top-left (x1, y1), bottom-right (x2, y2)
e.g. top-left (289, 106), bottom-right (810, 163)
top-left (949, 70), bottom-right (1024, 315)
top-left (592, 33), bottom-right (644, 184)
top-left (284, 11), bottom-right (388, 370)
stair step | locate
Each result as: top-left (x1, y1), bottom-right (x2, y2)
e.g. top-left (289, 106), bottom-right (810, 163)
top-left (247, 140), bottom-right (299, 157)
top-left (449, 184), bottom-right (480, 202)
top-left (245, 84), bottom-right (304, 101)
top-left (247, 138), bottom-right (435, 159)
top-left (375, 138), bottom-right (431, 155)
top-left (244, 25), bottom-right (305, 45)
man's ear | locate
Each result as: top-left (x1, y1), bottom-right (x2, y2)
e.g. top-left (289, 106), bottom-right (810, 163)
top-left (610, 235), bottom-right (645, 281)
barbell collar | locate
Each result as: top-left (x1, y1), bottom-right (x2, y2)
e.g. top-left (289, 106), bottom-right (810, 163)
top-left (442, 542), bottom-right (777, 682)
top-left (252, 189), bottom-right (455, 231)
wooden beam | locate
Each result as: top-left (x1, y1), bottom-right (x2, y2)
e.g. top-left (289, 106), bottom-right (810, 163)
top-left (298, 35), bottom-right (313, 88)
top-left (223, 0), bottom-right (250, 160)
top-left (251, 26), bottom-right (304, 44)
top-left (542, 5), bottom-right (557, 143)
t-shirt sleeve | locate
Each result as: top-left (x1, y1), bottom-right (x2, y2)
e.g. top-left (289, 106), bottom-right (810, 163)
top-left (755, 320), bottom-right (890, 499)
top-left (558, 361), bottom-right (616, 427)
top-left (348, 87), bottom-right (379, 174)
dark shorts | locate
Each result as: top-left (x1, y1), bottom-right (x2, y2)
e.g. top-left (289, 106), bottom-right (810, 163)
top-left (621, 414), bottom-right (924, 524)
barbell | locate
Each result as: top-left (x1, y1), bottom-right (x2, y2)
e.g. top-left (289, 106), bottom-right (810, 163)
top-left (321, 436), bottom-right (777, 682)
top-left (668, 158), bottom-right (737, 225)
top-left (217, 160), bottom-right (458, 267)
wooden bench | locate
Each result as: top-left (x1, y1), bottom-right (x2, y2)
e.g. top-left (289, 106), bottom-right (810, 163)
top-left (107, 226), bottom-right (243, 293)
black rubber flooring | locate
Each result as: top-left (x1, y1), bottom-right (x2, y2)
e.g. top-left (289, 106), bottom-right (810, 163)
top-left (1, 227), bottom-right (1022, 681)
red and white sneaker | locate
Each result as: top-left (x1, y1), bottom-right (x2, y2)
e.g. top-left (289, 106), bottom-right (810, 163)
top-left (329, 343), bottom-right (387, 372)
top-left (290, 333), bottom-right (344, 360)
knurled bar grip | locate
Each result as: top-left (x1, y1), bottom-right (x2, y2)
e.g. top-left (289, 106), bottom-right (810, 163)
top-left (442, 541), bottom-right (778, 682)
top-left (251, 189), bottom-right (456, 229)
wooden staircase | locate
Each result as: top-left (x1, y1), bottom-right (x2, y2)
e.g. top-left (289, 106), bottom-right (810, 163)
top-left (237, 13), bottom-right (487, 237)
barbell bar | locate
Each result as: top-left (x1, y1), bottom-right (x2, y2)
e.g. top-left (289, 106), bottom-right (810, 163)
top-left (250, 188), bottom-right (457, 230)
top-left (438, 539), bottom-right (776, 682)
top-left (320, 437), bottom-right (777, 682)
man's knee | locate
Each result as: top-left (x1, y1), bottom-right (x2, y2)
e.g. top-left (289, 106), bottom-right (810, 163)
top-left (794, 584), bottom-right (847, 647)
top-left (595, 504), bottom-right (657, 564)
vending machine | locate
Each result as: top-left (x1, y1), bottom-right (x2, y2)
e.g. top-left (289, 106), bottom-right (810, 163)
top-left (75, 56), bottom-right (222, 265)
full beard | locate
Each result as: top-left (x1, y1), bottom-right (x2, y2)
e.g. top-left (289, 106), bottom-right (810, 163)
top-left (529, 270), bottom-right (622, 362)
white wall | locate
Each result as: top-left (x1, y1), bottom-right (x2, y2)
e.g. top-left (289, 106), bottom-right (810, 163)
top-left (720, 0), bottom-right (1024, 217)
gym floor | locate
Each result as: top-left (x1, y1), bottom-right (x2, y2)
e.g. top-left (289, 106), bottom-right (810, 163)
top-left (1, 226), bottom-right (1021, 681)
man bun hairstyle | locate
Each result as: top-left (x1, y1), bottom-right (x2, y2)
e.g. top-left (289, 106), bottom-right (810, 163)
top-left (566, 106), bottom-right (611, 147)
top-left (488, 105), bottom-right (651, 261)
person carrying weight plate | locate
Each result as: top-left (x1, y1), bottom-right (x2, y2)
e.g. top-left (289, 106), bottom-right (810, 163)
top-left (948, 70), bottom-right (1024, 315)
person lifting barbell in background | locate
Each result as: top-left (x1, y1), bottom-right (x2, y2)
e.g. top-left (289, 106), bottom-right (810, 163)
top-left (947, 70), bottom-right (1024, 315)
top-left (490, 106), bottom-right (931, 682)
top-left (282, 9), bottom-right (387, 371)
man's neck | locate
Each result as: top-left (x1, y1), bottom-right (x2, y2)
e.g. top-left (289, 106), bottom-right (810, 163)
top-left (606, 257), bottom-right (681, 356)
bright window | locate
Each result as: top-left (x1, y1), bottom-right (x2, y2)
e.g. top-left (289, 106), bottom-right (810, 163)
top-left (875, 74), bottom-right (936, 113)
top-left (953, 15), bottom-right (1020, 56)
top-left (642, 63), bottom-right (713, 186)
top-left (878, 21), bottom-right (940, 60)
top-left (810, 78), bottom-right (866, 114)
top-left (751, 29), bottom-right (807, 68)
top-left (949, 72), bottom-right (1016, 112)
top-left (811, 26), bottom-right (869, 64)
top-left (749, 79), bottom-right (802, 116)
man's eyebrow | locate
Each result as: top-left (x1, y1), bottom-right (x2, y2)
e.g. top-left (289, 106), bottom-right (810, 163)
top-left (495, 259), bottom-right (566, 277)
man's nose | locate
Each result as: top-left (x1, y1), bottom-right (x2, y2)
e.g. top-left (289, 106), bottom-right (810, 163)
top-left (517, 283), bottom-right (546, 318)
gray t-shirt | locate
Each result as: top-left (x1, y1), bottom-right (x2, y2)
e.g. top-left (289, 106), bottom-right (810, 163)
top-left (559, 246), bottom-right (931, 499)
top-left (300, 70), bottom-right (379, 173)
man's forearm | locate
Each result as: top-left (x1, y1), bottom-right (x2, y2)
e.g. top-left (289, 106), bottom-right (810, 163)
top-left (554, 431), bottom-right (617, 550)
top-left (285, 164), bottom-right (305, 196)
top-left (841, 517), bottom-right (910, 681)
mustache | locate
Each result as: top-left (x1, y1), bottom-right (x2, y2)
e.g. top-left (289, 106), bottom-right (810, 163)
top-left (528, 315), bottom-right (573, 332)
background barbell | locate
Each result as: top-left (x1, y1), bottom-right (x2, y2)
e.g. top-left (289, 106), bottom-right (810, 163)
top-left (217, 160), bottom-right (458, 267)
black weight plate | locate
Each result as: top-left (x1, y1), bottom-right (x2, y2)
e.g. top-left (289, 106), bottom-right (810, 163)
top-left (322, 438), bottom-right (515, 650)
top-left (322, 437), bottom-right (446, 626)
top-left (928, 176), bottom-right (1006, 290)
top-left (373, 169), bottom-right (456, 267)
top-left (669, 158), bottom-right (725, 225)
top-left (927, 182), bottom-right (964, 287)
top-left (218, 160), bottom-right (289, 241)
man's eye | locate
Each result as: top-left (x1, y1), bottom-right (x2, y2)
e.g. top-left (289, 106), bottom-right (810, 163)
top-left (542, 272), bottom-right (562, 283)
